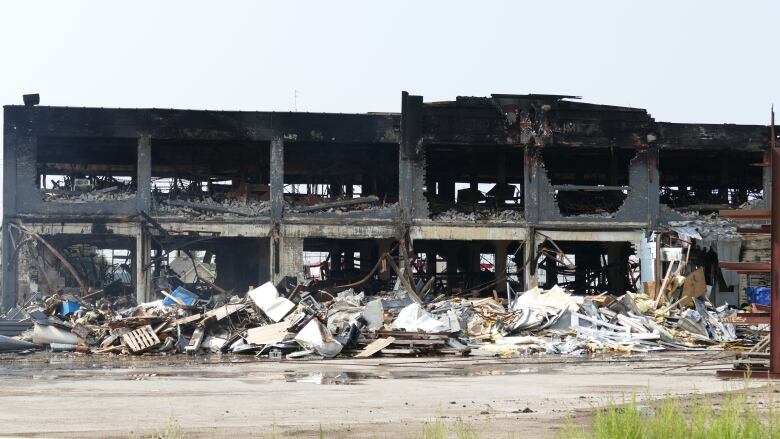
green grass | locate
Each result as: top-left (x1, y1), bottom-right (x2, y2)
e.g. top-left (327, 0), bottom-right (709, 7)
top-left (421, 417), bottom-right (479, 439)
top-left (129, 413), bottom-right (183, 439)
top-left (561, 386), bottom-right (780, 439)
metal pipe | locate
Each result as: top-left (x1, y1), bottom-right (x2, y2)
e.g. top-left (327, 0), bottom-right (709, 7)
top-left (771, 124), bottom-right (779, 374)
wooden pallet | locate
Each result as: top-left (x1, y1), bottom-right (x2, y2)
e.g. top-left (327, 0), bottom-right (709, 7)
top-left (121, 325), bottom-right (161, 353)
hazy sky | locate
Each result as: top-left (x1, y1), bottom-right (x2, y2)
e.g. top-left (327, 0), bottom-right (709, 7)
top-left (2, 0), bottom-right (779, 132)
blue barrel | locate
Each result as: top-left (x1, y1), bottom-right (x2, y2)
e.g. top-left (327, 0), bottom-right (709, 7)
top-left (748, 286), bottom-right (771, 306)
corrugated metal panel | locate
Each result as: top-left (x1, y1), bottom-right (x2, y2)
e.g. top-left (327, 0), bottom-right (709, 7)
top-left (0, 320), bottom-right (33, 337)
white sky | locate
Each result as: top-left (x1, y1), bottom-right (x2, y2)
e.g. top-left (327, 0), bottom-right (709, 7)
top-left (1, 0), bottom-right (779, 174)
top-left (3, 0), bottom-right (779, 122)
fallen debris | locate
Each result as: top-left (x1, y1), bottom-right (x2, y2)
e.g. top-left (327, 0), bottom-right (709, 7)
top-left (4, 241), bottom-right (758, 359)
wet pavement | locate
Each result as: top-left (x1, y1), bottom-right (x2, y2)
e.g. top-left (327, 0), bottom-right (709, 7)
top-left (0, 351), bottom-right (752, 438)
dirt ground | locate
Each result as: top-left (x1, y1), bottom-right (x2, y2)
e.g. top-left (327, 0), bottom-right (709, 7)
top-left (0, 351), bottom-right (765, 438)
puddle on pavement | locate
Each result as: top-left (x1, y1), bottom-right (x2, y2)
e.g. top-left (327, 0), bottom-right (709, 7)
top-left (0, 352), bottom-right (562, 384)
top-left (281, 367), bottom-right (546, 385)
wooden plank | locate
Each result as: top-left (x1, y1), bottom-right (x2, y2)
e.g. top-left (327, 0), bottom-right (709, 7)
top-left (202, 303), bottom-right (247, 322)
top-left (679, 267), bottom-right (707, 306)
top-left (246, 322), bottom-right (292, 345)
top-left (173, 314), bottom-right (202, 326)
top-left (355, 337), bottom-right (395, 358)
top-left (120, 325), bottom-right (161, 353)
top-left (384, 339), bottom-right (445, 346)
top-left (377, 348), bottom-right (418, 355)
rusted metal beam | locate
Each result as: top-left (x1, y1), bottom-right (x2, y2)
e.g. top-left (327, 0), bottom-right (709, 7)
top-left (385, 255), bottom-right (422, 305)
top-left (720, 313), bottom-right (771, 324)
top-left (718, 209), bottom-right (771, 220)
top-left (10, 222), bottom-right (90, 296)
top-left (719, 262), bottom-right (771, 273)
top-left (771, 138), bottom-right (780, 375)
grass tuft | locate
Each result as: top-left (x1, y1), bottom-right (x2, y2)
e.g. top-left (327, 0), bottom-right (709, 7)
top-left (421, 416), bottom-right (479, 439)
top-left (560, 385), bottom-right (780, 439)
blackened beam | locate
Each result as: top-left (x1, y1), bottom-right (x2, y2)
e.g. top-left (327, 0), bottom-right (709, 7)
top-left (3, 106), bottom-right (400, 144)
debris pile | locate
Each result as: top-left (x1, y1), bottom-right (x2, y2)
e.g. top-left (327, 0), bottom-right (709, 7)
top-left (431, 209), bottom-right (524, 223)
top-left (1, 278), bottom-right (753, 358)
top-left (286, 195), bottom-right (396, 215)
top-left (43, 184), bottom-right (135, 203)
top-left (152, 196), bottom-right (271, 218)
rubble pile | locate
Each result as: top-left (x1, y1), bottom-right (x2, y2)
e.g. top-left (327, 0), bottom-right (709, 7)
top-left (43, 187), bottom-right (135, 203)
top-left (431, 209), bottom-right (525, 223)
top-left (152, 196), bottom-right (271, 218)
top-left (286, 195), bottom-right (396, 215)
top-left (0, 278), bottom-right (755, 358)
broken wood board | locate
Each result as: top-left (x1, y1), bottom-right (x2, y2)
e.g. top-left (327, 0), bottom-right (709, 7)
top-left (680, 267), bottom-right (707, 307)
top-left (121, 325), bottom-right (161, 353)
top-left (355, 337), bottom-right (395, 358)
top-left (201, 303), bottom-right (247, 322)
top-left (173, 314), bottom-right (202, 326)
top-left (160, 290), bottom-right (188, 306)
top-left (246, 321), bottom-right (292, 345)
top-left (643, 281), bottom-right (657, 300)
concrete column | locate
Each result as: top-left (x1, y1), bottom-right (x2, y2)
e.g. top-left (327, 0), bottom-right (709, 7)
top-left (359, 241), bottom-right (375, 275)
top-left (445, 248), bottom-right (458, 292)
top-left (377, 239), bottom-right (392, 281)
top-left (426, 251), bottom-right (437, 277)
top-left (343, 247), bottom-right (355, 272)
top-left (439, 177), bottom-right (455, 203)
top-left (1, 225), bottom-right (19, 311)
top-left (494, 241), bottom-right (508, 294)
top-left (399, 92), bottom-right (426, 222)
top-left (271, 233), bottom-right (304, 285)
top-left (469, 243), bottom-right (482, 286)
top-left (330, 181), bottom-right (343, 198)
top-left (135, 227), bottom-right (152, 304)
top-left (496, 152), bottom-right (507, 204)
top-left (270, 138), bottom-right (284, 222)
top-left (524, 229), bottom-right (537, 290)
top-left (425, 168), bottom-right (436, 198)
top-left (543, 254), bottom-right (558, 289)
top-left (606, 243), bottom-right (625, 294)
top-left (1, 128), bottom-right (19, 311)
top-left (257, 239), bottom-right (271, 286)
top-left (639, 231), bottom-right (655, 294)
top-left (136, 136), bottom-right (152, 213)
top-left (330, 243), bottom-right (343, 278)
top-left (135, 134), bottom-right (152, 303)
top-left (646, 146), bottom-right (660, 226)
top-left (523, 147), bottom-right (541, 224)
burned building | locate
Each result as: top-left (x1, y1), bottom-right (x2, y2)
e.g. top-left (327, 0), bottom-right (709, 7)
top-left (1, 93), bottom-right (773, 311)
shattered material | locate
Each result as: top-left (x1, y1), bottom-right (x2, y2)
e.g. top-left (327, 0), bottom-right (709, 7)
top-left (153, 196), bottom-right (270, 218)
top-left (43, 188), bottom-right (135, 203)
top-left (431, 209), bottom-right (525, 223)
top-left (3, 259), bottom-right (757, 360)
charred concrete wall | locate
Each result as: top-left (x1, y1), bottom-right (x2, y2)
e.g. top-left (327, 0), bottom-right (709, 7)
top-left (1, 96), bottom-right (773, 310)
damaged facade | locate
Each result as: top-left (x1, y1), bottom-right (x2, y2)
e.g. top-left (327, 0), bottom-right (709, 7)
top-left (1, 93), bottom-right (773, 315)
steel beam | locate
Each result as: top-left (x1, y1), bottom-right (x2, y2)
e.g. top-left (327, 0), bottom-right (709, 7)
top-left (771, 147), bottom-right (780, 375)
